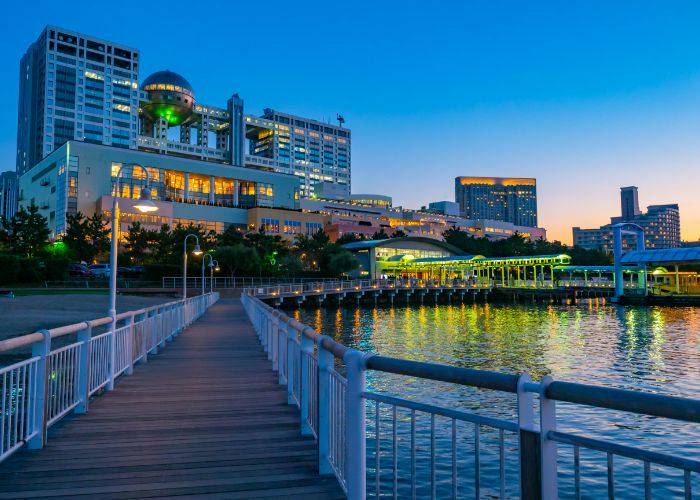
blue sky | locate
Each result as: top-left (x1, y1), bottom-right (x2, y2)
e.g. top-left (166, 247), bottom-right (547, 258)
top-left (2, 1), bottom-right (700, 242)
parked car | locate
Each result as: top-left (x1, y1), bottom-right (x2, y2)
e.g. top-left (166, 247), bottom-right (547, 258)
top-left (89, 264), bottom-right (111, 278)
top-left (69, 263), bottom-right (91, 277)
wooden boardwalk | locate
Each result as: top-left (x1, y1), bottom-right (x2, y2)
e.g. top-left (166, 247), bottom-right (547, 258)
top-left (0, 299), bottom-right (344, 499)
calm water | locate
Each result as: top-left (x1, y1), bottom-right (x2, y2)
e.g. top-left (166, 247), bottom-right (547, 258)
top-left (294, 300), bottom-right (700, 498)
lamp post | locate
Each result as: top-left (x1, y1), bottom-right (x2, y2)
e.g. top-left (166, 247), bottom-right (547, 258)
top-left (183, 234), bottom-right (202, 299)
top-left (202, 253), bottom-right (213, 296)
top-left (212, 260), bottom-right (219, 294)
top-left (109, 165), bottom-right (159, 328)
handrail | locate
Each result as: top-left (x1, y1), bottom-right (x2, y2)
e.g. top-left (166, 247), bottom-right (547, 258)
top-left (546, 380), bottom-right (700, 423)
top-left (241, 292), bottom-right (700, 499)
top-left (0, 296), bottom-right (195, 353)
top-left (0, 292), bottom-right (220, 464)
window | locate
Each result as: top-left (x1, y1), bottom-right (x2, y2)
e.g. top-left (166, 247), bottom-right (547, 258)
top-left (284, 220), bottom-right (302, 235)
top-left (261, 218), bottom-right (280, 233)
top-left (306, 222), bottom-right (322, 235)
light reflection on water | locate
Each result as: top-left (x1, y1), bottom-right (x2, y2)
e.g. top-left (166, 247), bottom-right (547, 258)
top-left (295, 301), bottom-right (700, 498)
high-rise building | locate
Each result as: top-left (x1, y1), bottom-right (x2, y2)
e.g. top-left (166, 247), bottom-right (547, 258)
top-left (620, 186), bottom-right (641, 220)
top-left (15, 25), bottom-right (352, 238)
top-left (0, 171), bottom-right (18, 219)
top-left (245, 109), bottom-right (351, 198)
top-left (572, 188), bottom-right (681, 252)
top-left (454, 176), bottom-right (538, 227)
top-left (17, 26), bottom-right (140, 176)
top-left (17, 26), bottom-right (351, 199)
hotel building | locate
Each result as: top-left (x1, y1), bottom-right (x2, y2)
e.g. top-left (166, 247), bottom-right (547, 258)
top-left (455, 176), bottom-right (538, 227)
top-left (573, 186), bottom-right (681, 252)
top-left (17, 26), bottom-right (351, 237)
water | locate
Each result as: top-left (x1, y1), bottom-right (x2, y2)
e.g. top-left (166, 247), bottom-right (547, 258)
top-left (294, 300), bottom-right (700, 498)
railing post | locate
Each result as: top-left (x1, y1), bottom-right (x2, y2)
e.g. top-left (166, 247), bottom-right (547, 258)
top-left (317, 336), bottom-right (334, 475)
top-left (344, 349), bottom-right (368, 500)
top-left (300, 328), bottom-right (314, 436)
top-left (126, 313), bottom-right (135, 375)
top-left (277, 314), bottom-right (286, 385)
top-left (106, 319), bottom-right (116, 391)
top-left (287, 321), bottom-right (296, 405)
top-left (539, 376), bottom-right (558, 500)
top-left (149, 308), bottom-right (159, 355)
top-left (27, 329), bottom-right (51, 450)
top-left (271, 313), bottom-right (279, 372)
top-left (75, 322), bottom-right (92, 414)
top-left (517, 374), bottom-right (541, 499)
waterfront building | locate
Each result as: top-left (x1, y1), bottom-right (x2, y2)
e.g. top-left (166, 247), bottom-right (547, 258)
top-left (342, 236), bottom-right (568, 281)
top-left (0, 171), bottom-right (18, 219)
top-left (18, 141), bottom-right (299, 238)
top-left (455, 176), bottom-right (538, 227)
top-left (246, 207), bottom-right (329, 242)
top-left (16, 25), bottom-right (354, 238)
top-left (573, 187), bottom-right (681, 252)
top-left (301, 196), bottom-right (546, 242)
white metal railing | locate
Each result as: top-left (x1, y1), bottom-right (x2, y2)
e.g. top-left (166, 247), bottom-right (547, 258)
top-left (241, 292), bottom-right (700, 500)
top-left (0, 292), bottom-right (219, 463)
top-left (162, 276), bottom-right (347, 289)
top-left (244, 278), bottom-right (492, 299)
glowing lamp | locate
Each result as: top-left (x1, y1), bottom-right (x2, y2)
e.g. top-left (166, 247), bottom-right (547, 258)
top-left (192, 244), bottom-right (203, 256)
top-left (134, 189), bottom-right (159, 213)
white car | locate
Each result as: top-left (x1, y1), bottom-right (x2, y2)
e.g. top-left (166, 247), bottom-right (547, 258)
top-left (89, 264), bottom-right (111, 278)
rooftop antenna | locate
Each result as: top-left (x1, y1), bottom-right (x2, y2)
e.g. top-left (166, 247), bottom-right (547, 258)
top-left (336, 113), bottom-right (345, 128)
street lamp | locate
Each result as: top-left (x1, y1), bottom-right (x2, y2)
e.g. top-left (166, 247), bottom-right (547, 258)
top-left (202, 253), bottom-right (212, 295)
top-left (183, 234), bottom-right (202, 299)
top-left (202, 254), bottom-right (218, 295)
top-left (109, 165), bottom-right (158, 327)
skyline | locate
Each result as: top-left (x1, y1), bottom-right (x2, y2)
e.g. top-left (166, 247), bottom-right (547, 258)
top-left (3, 2), bottom-right (700, 243)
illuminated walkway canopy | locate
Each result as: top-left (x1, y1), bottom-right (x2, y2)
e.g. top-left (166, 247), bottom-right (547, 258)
top-left (344, 237), bottom-right (571, 286)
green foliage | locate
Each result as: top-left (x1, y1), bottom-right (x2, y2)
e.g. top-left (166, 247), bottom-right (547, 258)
top-left (391, 229), bottom-right (407, 238)
top-left (371, 228), bottom-right (390, 240)
top-left (443, 228), bottom-right (610, 265)
top-left (62, 212), bottom-right (110, 263)
top-left (214, 244), bottom-right (261, 276)
top-left (326, 250), bottom-right (359, 276)
top-left (0, 203), bottom-right (50, 258)
top-left (336, 232), bottom-right (365, 245)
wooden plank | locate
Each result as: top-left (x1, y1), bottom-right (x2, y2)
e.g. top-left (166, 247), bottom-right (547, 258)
top-left (0, 300), bottom-right (344, 498)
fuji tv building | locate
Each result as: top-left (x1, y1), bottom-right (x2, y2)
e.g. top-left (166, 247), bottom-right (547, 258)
top-left (17, 26), bottom-right (351, 238)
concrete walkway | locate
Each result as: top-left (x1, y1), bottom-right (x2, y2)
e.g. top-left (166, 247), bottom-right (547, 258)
top-left (0, 299), bottom-right (344, 499)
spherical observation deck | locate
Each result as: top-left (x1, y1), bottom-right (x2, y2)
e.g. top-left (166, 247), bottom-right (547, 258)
top-left (141, 70), bottom-right (196, 126)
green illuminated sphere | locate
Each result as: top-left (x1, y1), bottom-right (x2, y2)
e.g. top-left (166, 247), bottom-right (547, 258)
top-left (141, 70), bottom-right (195, 126)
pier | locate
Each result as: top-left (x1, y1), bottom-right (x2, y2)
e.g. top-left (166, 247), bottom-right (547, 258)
top-left (1, 292), bottom-right (698, 498)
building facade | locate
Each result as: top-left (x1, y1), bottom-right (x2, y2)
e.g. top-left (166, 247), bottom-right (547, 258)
top-left (17, 26), bottom-right (351, 199)
top-left (0, 171), bottom-right (18, 219)
top-left (300, 196), bottom-right (546, 242)
top-left (572, 187), bottom-right (681, 252)
top-left (245, 109), bottom-right (350, 198)
top-left (18, 141), bottom-right (299, 238)
top-left (455, 176), bottom-right (538, 227)
top-left (17, 26), bottom-right (140, 176)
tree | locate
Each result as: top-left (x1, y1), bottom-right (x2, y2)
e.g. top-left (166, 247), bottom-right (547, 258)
top-left (63, 212), bottom-right (110, 263)
top-left (326, 250), bottom-right (359, 276)
top-left (294, 229), bottom-right (331, 271)
top-left (391, 229), bottom-right (407, 238)
top-left (216, 225), bottom-right (245, 247)
top-left (123, 221), bottom-right (160, 265)
top-left (336, 232), bottom-right (365, 245)
top-left (245, 227), bottom-right (289, 274)
top-left (0, 204), bottom-right (50, 257)
top-left (214, 244), bottom-right (261, 276)
top-left (371, 228), bottom-right (390, 240)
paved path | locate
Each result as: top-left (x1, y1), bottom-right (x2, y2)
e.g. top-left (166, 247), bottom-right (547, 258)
top-left (0, 299), bottom-right (344, 499)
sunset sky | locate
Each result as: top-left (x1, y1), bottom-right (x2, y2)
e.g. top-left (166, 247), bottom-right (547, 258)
top-left (2, 1), bottom-right (700, 243)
